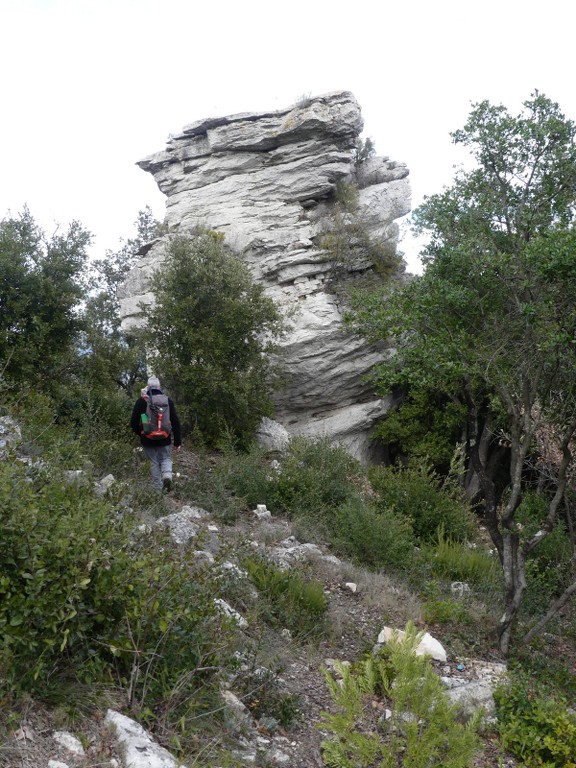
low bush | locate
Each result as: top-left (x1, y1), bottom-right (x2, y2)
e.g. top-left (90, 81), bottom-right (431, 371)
top-left (319, 622), bottom-right (481, 767)
top-left (423, 527), bottom-right (500, 588)
top-left (212, 440), bottom-right (273, 512)
top-left (0, 459), bottom-right (236, 743)
top-left (243, 556), bottom-right (328, 639)
top-left (268, 437), bottom-right (365, 520)
top-left (495, 675), bottom-right (576, 767)
top-left (516, 491), bottom-right (573, 615)
top-left (369, 461), bottom-right (477, 545)
top-left (9, 385), bottom-right (135, 479)
top-left (0, 460), bottom-right (132, 692)
top-left (175, 448), bottom-right (247, 522)
top-left (107, 530), bottom-right (232, 739)
top-left (423, 598), bottom-right (475, 626)
top-left (233, 665), bottom-right (301, 729)
top-left (329, 496), bottom-right (414, 571)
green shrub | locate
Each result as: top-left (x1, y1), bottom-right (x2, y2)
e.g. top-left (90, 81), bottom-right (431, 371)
top-left (423, 599), bottom-right (475, 626)
top-left (516, 491), bottom-right (573, 615)
top-left (54, 385), bottom-right (136, 475)
top-left (175, 448), bottom-right (247, 522)
top-left (106, 530), bottom-right (231, 735)
top-left (319, 622), bottom-right (481, 767)
top-left (371, 390), bottom-right (467, 473)
top-left (320, 180), bottom-right (400, 290)
top-left (213, 440), bottom-right (274, 512)
top-left (183, 437), bottom-right (367, 527)
top-left (233, 665), bottom-right (300, 729)
top-left (11, 386), bottom-right (135, 478)
top-left (369, 462), bottom-right (477, 545)
top-left (243, 556), bottom-right (328, 639)
top-left (495, 675), bottom-right (576, 767)
top-left (268, 437), bottom-right (364, 520)
top-left (0, 461), bottom-right (131, 692)
top-left (0, 460), bottom-right (235, 739)
top-left (423, 527), bottom-right (500, 588)
top-left (144, 231), bottom-right (284, 448)
top-left (330, 497), bottom-right (414, 571)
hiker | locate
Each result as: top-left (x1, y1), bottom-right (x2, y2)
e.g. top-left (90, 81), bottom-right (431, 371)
top-left (131, 376), bottom-right (182, 492)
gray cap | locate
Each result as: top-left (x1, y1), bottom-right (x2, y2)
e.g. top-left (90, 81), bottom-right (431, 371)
top-left (147, 376), bottom-right (161, 388)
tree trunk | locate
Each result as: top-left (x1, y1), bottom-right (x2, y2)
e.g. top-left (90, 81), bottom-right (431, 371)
top-left (496, 529), bottom-right (526, 655)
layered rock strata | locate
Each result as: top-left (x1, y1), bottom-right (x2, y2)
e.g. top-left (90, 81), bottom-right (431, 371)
top-left (118, 91), bottom-right (410, 461)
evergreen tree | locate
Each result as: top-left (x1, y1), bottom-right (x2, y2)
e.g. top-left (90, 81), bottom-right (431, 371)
top-left (0, 208), bottom-right (90, 386)
top-left (144, 231), bottom-right (284, 447)
top-left (350, 93), bottom-right (576, 654)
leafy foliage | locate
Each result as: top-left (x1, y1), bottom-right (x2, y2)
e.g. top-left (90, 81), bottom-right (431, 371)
top-left (423, 527), bottom-right (500, 587)
top-left (0, 209), bottom-right (90, 385)
top-left (369, 462), bottom-right (477, 545)
top-left (320, 181), bottom-right (400, 293)
top-left (329, 496), bottom-right (414, 571)
top-left (0, 458), bottom-right (235, 738)
top-left (515, 492), bottom-right (574, 614)
top-left (354, 137), bottom-right (376, 166)
top-left (82, 207), bottom-right (160, 398)
top-left (144, 231), bottom-right (284, 447)
top-left (244, 556), bottom-right (328, 639)
top-left (495, 675), bottom-right (576, 767)
top-left (373, 387), bottom-right (467, 471)
top-left (0, 460), bottom-right (131, 691)
top-left (349, 92), bottom-right (576, 653)
top-left (319, 623), bottom-right (481, 767)
top-left (266, 437), bottom-right (365, 519)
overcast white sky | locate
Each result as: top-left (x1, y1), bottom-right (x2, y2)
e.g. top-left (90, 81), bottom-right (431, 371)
top-left (1, 0), bottom-right (575, 273)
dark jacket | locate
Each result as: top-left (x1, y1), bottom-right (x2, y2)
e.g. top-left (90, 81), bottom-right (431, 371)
top-left (131, 387), bottom-right (182, 448)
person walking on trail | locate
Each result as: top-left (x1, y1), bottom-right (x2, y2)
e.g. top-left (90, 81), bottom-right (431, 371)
top-left (131, 376), bottom-right (182, 493)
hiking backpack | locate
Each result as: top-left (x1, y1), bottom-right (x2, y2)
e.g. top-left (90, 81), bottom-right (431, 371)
top-left (140, 392), bottom-right (173, 440)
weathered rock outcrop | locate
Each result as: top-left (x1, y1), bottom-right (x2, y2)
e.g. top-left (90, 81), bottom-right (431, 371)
top-left (118, 91), bottom-right (410, 461)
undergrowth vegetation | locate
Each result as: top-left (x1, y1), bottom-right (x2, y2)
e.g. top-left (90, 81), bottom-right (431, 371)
top-left (495, 675), bottom-right (576, 768)
top-left (1, 394), bottom-right (575, 766)
top-left (319, 624), bottom-right (482, 768)
top-left (243, 556), bottom-right (328, 639)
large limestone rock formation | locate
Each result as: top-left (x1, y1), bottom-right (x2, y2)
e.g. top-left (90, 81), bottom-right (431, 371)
top-left (118, 91), bottom-right (410, 462)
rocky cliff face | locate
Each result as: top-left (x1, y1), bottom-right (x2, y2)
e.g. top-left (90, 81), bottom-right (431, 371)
top-left (118, 91), bottom-right (410, 462)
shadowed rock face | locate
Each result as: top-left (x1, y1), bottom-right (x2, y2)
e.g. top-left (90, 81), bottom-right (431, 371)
top-left (118, 91), bottom-right (411, 462)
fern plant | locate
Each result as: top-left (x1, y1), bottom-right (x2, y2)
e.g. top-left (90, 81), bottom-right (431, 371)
top-left (319, 623), bottom-right (481, 767)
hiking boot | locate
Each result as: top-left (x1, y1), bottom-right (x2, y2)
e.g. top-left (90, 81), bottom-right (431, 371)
top-left (162, 477), bottom-right (172, 493)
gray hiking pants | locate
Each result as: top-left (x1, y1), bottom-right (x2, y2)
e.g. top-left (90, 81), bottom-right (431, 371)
top-left (143, 444), bottom-right (173, 491)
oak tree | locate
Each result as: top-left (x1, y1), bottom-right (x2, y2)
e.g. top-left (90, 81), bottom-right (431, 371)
top-left (351, 93), bottom-right (576, 654)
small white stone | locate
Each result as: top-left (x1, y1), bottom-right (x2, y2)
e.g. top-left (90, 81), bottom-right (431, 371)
top-left (254, 504), bottom-right (272, 520)
top-left (52, 731), bottom-right (85, 756)
top-left (376, 626), bottom-right (447, 663)
top-left (104, 710), bottom-right (180, 768)
top-left (451, 581), bottom-right (471, 597)
top-left (267, 746), bottom-right (291, 764)
top-left (93, 474), bottom-right (116, 498)
top-left (214, 599), bottom-right (248, 628)
top-left (220, 561), bottom-right (248, 579)
top-left (179, 505), bottom-right (208, 519)
top-left (322, 555), bottom-right (342, 566)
